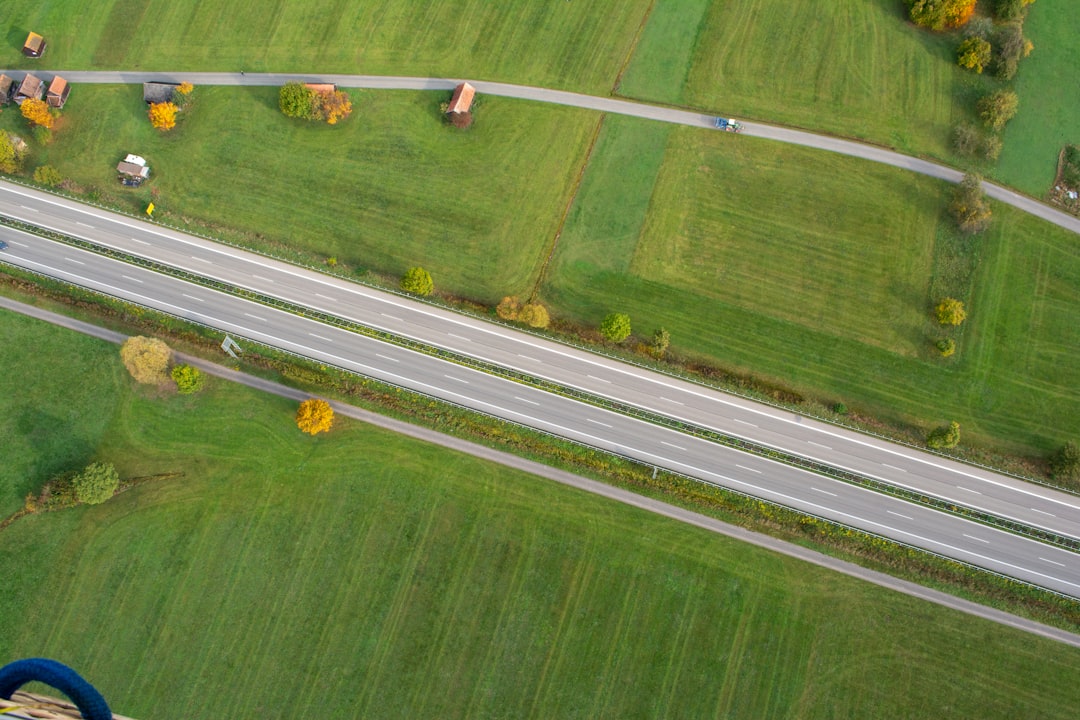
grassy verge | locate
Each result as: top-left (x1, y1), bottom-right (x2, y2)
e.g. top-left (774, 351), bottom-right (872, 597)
top-left (0, 85), bottom-right (595, 302)
top-left (0, 0), bottom-right (652, 93)
top-left (541, 121), bottom-right (1080, 460)
top-left (2, 304), bottom-right (1080, 719)
top-left (994, 0), bottom-right (1080, 196)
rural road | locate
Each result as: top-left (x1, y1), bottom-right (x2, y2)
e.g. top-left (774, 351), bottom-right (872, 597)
top-left (4, 294), bottom-right (1079, 648)
top-left (2, 206), bottom-right (1080, 598)
top-left (5, 70), bottom-right (1079, 237)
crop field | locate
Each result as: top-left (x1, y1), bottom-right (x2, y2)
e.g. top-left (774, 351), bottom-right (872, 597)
top-left (542, 119), bottom-right (1080, 454)
top-left (0, 0), bottom-right (651, 93)
top-left (0, 85), bottom-right (596, 301)
top-left (2, 309), bottom-right (1080, 719)
top-left (994, 0), bottom-right (1080, 195)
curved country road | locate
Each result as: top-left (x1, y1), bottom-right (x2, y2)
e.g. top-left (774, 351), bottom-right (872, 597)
top-left (7, 70), bottom-right (1080, 237)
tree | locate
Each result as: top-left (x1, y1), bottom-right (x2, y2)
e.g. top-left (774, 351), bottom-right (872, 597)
top-left (907, 0), bottom-right (977, 31)
top-left (20, 98), bottom-right (54, 129)
top-left (1049, 441), bottom-right (1080, 483)
top-left (992, 24), bottom-right (1030, 80)
top-left (120, 336), bottom-right (173, 385)
top-left (981, 134), bottom-right (1003, 162)
top-left (0, 133), bottom-right (23, 174)
top-left (600, 312), bottom-right (632, 343)
top-left (935, 298), bottom-right (967, 326)
top-left (148, 101), bottom-right (178, 131)
top-left (652, 327), bottom-right (671, 357)
top-left (977, 90), bottom-right (1019, 131)
top-left (994, 0), bottom-right (1036, 22)
top-left (517, 303), bottom-right (550, 329)
top-left (400, 266), bottom-right (433, 296)
top-left (951, 124), bottom-right (980, 157)
top-left (33, 165), bottom-right (63, 186)
top-left (936, 337), bottom-right (957, 357)
top-left (171, 364), bottom-right (206, 394)
top-left (956, 36), bottom-right (992, 73)
top-left (496, 296), bottom-right (522, 320)
top-left (315, 90), bottom-right (353, 125)
top-left (949, 173), bottom-right (992, 234)
top-left (280, 82), bottom-right (316, 119)
top-left (172, 81), bottom-right (195, 108)
top-left (296, 398), bottom-right (334, 435)
top-left (927, 421), bottom-right (961, 450)
top-left (73, 462), bottom-right (120, 505)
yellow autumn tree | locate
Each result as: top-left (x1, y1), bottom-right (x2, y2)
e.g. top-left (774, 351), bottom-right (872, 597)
top-left (21, 98), bottom-right (54, 129)
top-left (296, 399), bottom-right (334, 435)
top-left (176, 82), bottom-right (194, 96)
top-left (316, 90), bottom-right (353, 125)
top-left (120, 336), bottom-right (173, 385)
top-left (148, 101), bottom-right (178, 131)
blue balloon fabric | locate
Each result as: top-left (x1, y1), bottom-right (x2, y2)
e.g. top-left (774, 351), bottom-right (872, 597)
top-left (0, 658), bottom-right (112, 720)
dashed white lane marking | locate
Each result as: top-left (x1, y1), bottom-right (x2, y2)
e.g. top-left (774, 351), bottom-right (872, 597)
top-left (1031, 508), bottom-right (1057, 517)
top-left (882, 463), bottom-right (907, 472)
top-left (587, 374), bottom-right (611, 383)
top-left (19, 205), bottom-right (38, 212)
top-left (963, 534), bottom-right (990, 544)
top-left (243, 312), bottom-right (266, 322)
top-left (252, 274), bottom-right (274, 283)
top-left (1040, 557), bottom-right (1066, 568)
top-left (811, 487), bottom-right (837, 497)
top-left (6, 240), bottom-right (27, 247)
top-left (121, 275), bottom-right (143, 283)
top-left (76, 221), bottom-right (94, 229)
top-left (957, 486), bottom-right (982, 495)
top-left (64, 257), bottom-right (84, 265)
top-left (182, 293), bottom-right (205, 302)
top-left (518, 354), bottom-right (540, 361)
top-left (661, 396), bottom-right (685, 405)
top-left (444, 375), bottom-right (469, 384)
top-left (734, 418), bottom-right (758, 427)
top-left (736, 465), bottom-right (762, 474)
top-left (447, 333), bottom-right (470, 341)
top-left (381, 313), bottom-right (401, 321)
top-left (375, 353), bottom-right (398, 362)
top-left (308, 333), bottom-right (333, 342)
top-left (808, 441), bottom-right (831, 449)
top-left (131, 237), bottom-right (149, 245)
top-left (587, 418), bottom-right (612, 428)
top-left (315, 293), bottom-right (334, 301)
top-left (887, 510), bottom-right (913, 520)
top-left (515, 396), bottom-right (540, 406)
top-left (191, 255), bottom-right (211, 262)
top-left (661, 440), bottom-right (685, 450)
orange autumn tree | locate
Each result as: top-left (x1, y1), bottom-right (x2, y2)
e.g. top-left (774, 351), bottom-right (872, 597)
top-left (148, 101), bottom-right (178, 130)
top-left (314, 89), bottom-right (353, 125)
top-left (907, 0), bottom-right (976, 30)
top-left (296, 398), bottom-right (334, 435)
top-left (21, 98), bottom-right (54, 129)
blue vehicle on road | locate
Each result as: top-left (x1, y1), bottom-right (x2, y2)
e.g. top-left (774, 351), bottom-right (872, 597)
top-left (714, 117), bottom-right (743, 132)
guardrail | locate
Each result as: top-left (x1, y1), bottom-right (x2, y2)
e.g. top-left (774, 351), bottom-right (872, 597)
top-left (4, 214), bottom-right (1078, 555)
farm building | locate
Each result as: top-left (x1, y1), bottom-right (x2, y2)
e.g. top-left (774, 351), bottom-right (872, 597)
top-left (447, 82), bottom-right (476, 115)
top-left (22, 32), bottom-right (46, 58)
top-left (0, 75), bottom-right (14, 104)
top-left (304, 83), bottom-right (337, 95)
top-left (47, 76), bottom-right (70, 108)
top-left (143, 82), bottom-right (179, 104)
top-left (14, 74), bottom-right (44, 104)
top-left (116, 154), bottom-right (151, 186)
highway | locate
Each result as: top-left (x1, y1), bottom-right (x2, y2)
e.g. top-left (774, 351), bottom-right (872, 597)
top-left (2, 203), bottom-right (1079, 597)
top-left (2, 181), bottom-right (1079, 546)
top-left (6, 70), bottom-right (1079, 237)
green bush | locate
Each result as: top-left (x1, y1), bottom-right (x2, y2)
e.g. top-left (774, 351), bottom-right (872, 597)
top-left (279, 82), bottom-right (316, 119)
top-left (956, 36), bottom-right (991, 73)
top-left (936, 338), bottom-right (957, 357)
top-left (1049, 441), bottom-right (1080, 483)
top-left (73, 462), bottom-right (120, 505)
top-left (171, 364), bottom-right (206, 394)
top-left (927, 421), bottom-right (961, 450)
top-left (935, 298), bottom-right (967, 326)
top-left (33, 165), bottom-right (63, 186)
top-left (400, 266), bottom-right (434, 296)
top-left (600, 312), bottom-right (632, 343)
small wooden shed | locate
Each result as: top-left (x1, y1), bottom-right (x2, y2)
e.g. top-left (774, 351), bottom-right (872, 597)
top-left (0, 75), bottom-right (14, 104)
top-left (22, 32), bottom-right (46, 58)
top-left (142, 82), bottom-right (179, 105)
top-left (447, 82), bottom-right (476, 115)
top-left (47, 76), bottom-right (70, 108)
top-left (14, 74), bottom-right (45, 104)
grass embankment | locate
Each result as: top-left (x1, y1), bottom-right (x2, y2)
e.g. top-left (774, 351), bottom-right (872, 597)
top-left (0, 0), bottom-right (651, 93)
top-left (0, 85), bottom-right (595, 302)
top-left (2, 309), bottom-right (1079, 719)
top-left (994, 0), bottom-right (1080, 195)
top-left (542, 118), bottom-right (1080, 457)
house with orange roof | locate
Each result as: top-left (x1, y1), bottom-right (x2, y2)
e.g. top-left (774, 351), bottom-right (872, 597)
top-left (47, 76), bottom-right (70, 109)
top-left (22, 32), bottom-right (46, 58)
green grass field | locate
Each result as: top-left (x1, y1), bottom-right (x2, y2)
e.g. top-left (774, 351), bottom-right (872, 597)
top-left (2, 309), bottom-right (1080, 719)
top-left (994, 0), bottom-right (1080, 195)
top-left (0, 0), bottom-right (650, 93)
top-left (0, 85), bottom-right (596, 301)
top-left (542, 119), bottom-right (1080, 454)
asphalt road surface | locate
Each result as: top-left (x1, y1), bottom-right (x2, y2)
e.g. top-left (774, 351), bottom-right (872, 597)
top-left (6, 70), bottom-right (1079, 237)
top-left (2, 181), bottom-right (1079, 547)
top-left (3, 222), bottom-right (1079, 598)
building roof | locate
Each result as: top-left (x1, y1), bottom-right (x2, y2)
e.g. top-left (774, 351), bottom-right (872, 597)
top-left (23, 32), bottom-right (45, 53)
top-left (142, 82), bottom-right (179, 104)
top-left (17, 74), bottom-right (44, 99)
top-left (0, 74), bottom-right (13, 96)
top-left (304, 83), bottom-right (336, 95)
top-left (447, 82), bottom-right (476, 114)
top-left (117, 161), bottom-right (150, 178)
top-left (48, 76), bottom-right (68, 96)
